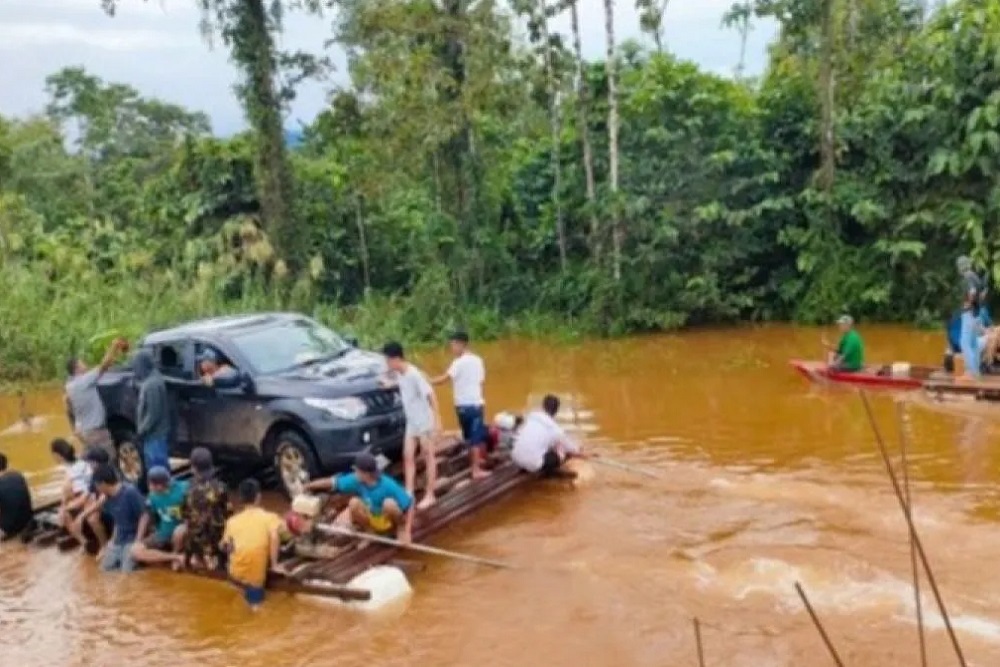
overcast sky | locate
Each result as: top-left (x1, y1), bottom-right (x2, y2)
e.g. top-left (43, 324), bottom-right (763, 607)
top-left (0, 0), bottom-right (776, 136)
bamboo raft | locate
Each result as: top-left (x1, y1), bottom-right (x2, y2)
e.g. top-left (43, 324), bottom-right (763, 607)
top-left (21, 435), bottom-right (552, 602)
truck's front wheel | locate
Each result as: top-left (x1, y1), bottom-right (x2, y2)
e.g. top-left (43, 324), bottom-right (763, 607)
top-left (273, 430), bottom-right (319, 499)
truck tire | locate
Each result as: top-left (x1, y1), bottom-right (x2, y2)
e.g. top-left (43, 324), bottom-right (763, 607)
top-left (273, 430), bottom-right (319, 499)
top-left (110, 424), bottom-right (144, 487)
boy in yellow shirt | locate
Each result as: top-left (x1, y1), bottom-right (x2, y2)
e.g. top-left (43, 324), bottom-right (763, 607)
top-left (221, 478), bottom-right (283, 609)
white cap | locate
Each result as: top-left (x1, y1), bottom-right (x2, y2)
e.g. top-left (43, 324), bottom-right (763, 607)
top-left (494, 412), bottom-right (517, 430)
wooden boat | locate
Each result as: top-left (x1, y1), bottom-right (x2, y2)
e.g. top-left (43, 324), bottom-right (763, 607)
top-left (22, 434), bottom-right (558, 602)
top-left (789, 359), bottom-right (947, 390)
top-left (923, 377), bottom-right (1000, 403)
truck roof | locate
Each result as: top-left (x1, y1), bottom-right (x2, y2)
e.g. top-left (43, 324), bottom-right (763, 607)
top-left (142, 312), bottom-right (311, 346)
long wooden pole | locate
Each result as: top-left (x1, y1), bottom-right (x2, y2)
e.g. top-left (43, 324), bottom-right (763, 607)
top-left (896, 401), bottom-right (928, 667)
top-left (586, 455), bottom-right (662, 479)
top-left (795, 582), bottom-right (845, 667)
top-left (860, 391), bottom-right (967, 666)
top-left (693, 617), bottom-right (706, 667)
top-left (316, 523), bottom-right (518, 570)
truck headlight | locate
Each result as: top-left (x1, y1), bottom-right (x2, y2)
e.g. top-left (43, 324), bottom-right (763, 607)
top-left (304, 397), bottom-right (367, 420)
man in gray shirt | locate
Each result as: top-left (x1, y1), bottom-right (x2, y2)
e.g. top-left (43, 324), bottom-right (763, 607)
top-left (134, 349), bottom-right (171, 483)
top-left (65, 338), bottom-right (128, 461)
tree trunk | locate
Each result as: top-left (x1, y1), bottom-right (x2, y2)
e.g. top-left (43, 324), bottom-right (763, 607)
top-left (569, 0), bottom-right (600, 262)
top-left (354, 195), bottom-right (371, 292)
top-left (818, 0), bottom-right (836, 192)
top-left (603, 0), bottom-right (622, 281)
top-left (655, 0), bottom-right (670, 53)
top-left (230, 0), bottom-right (300, 270)
top-left (539, 3), bottom-right (566, 271)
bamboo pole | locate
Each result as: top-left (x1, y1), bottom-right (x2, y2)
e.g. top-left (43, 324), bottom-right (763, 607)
top-left (860, 391), bottom-right (967, 667)
top-left (795, 582), bottom-right (845, 667)
top-left (896, 401), bottom-right (928, 667)
top-left (693, 617), bottom-right (706, 667)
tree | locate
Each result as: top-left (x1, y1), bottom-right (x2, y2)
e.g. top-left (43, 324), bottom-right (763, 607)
top-left (635, 0), bottom-right (670, 52)
top-left (603, 0), bottom-right (622, 281)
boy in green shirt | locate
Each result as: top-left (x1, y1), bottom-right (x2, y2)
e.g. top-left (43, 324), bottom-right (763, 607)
top-left (828, 314), bottom-right (864, 372)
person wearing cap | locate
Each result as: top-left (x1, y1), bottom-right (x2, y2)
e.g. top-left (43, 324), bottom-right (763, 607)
top-left (380, 341), bottom-right (440, 510)
top-left (181, 447), bottom-right (231, 569)
top-left (825, 315), bottom-right (864, 372)
top-left (305, 452), bottom-right (415, 543)
top-left (64, 337), bottom-right (128, 462)
top-left (431, 331), bottom-right (491, 481)
top-left (197, 348), bottom-right (240, 388)
top-left (134, 349), bottom-right (171, 479)
top-left (131, 466), bottom-right (189, 567)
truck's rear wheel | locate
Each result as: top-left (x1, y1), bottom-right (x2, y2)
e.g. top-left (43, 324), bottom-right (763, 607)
top-left (111, 424), bottom-right (144, 486)
top-left (273, 430), bottom-right (319, 499)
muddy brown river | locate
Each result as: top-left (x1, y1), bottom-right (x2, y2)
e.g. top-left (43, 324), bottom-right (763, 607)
top-left (3, 324), bottom-right (1000, 666)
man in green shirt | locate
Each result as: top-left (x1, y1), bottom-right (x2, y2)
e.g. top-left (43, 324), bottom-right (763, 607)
top-left (828, 314), bottom-right (864, 372)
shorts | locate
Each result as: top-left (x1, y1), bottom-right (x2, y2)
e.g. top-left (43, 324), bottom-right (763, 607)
top-left (405, 420), bottom-right (434, 440)
top-left (143, 533), bottom-right (173, 551)
top-left (368, 513), bottom-right (393, 534)
top-left (456, 405), bottom-right (488, 447)
top-left (234, 580), bottom-right (266, 606)
top-left (101, 541), bottom-right (137, 573)
top-left (539, 450), bottom-right (563, 477)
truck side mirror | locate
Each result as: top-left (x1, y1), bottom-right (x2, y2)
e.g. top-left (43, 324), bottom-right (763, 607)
top-left (240, 372), bottom-right (255, 394)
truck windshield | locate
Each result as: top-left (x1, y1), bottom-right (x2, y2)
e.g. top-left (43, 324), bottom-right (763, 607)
top-left (230, 318), bottom-right (351, 374)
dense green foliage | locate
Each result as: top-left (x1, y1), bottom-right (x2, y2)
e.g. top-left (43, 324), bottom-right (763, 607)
top-left (1, 0), bottom-right (999, 380)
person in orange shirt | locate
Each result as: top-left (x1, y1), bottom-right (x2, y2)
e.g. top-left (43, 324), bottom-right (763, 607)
top-left (221, 478), bottom-right (284, 609)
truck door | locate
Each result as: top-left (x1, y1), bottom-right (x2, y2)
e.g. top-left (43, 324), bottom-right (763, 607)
top-left (188, 341), bottom-right (267, 455)
top-left (152, 339), bottom-right (196, 457)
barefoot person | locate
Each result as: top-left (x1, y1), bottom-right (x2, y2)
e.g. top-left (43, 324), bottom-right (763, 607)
top-left (511, 395), bottom-right (582, 476)
top-left (69, 447), bottom-right (113, 552)
top-left (65, 337), bottom-right (128, 461)
top-left (431, 331), bottom-right (490, 481)
top-left (305, 452), bottom-right (415, 543)
top-left (221, 479), bottom-right (283, 610)
top-left (131, 466), bottom-right (188, 567)
top-left (381, 342), bottom-right (440, 510)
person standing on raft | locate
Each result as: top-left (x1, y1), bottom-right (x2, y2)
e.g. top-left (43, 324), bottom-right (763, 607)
top-left (824, 315), bottom-right (864, 372)
top-left (431, 331), bottom-right (491, 481)
top-left (511, 395), bottom-right (583, 476)
top-left (133, 350), bottom-right (171, 483)
top-left (952, 256), bottom-right (989, 378)
top-left (380, 342), bottom-right (441, 510)
top-left (305, 452), bottom-right (415, 543)
top-left (65, 337), bottom-right (128, 462)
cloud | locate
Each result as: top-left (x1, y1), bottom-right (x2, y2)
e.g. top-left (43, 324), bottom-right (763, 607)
top-left (0, 23), bottom-right (192, 51)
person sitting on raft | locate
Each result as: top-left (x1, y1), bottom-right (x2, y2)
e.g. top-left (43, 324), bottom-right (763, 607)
top-left (51, 438), bottom-right (92, 535)
top-left (304, 452), bottom-right (415, 544)
top-left (69, 447), bottom-right (114, 553)
top-left (825, 315), bottom-right (864, 372)
top-left (131, 466), bottom-right (188, 569)
top-left (0, 451), bottom-right (33, 542)
top-left (511, 394), bottom-right (582, 476)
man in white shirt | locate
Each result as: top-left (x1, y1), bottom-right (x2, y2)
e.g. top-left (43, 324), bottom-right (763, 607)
top-left (512, 395), bottom-right (582, 475)
top-left (432, 331), bottom-right (490, 480)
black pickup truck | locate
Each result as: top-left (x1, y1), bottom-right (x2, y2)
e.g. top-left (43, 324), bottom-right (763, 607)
top-left (96, 312), bottom-right (405, 496)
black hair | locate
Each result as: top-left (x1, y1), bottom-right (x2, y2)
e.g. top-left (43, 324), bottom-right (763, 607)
top-left (0, 451), bottom-right (7, 472)
top-left (238, 478), bottom-right (261, 504)
top-left (66, 357), bottom-right (79, 377)
top-left (382, 341), bottom-right (404, 359)
top-left (449, 331), bottom-right (469, 344)
top-left (83, 447), bottom-right (110, 465)
top-left (50, 438), bottom-right (76, 463)
top-left (92, 463), bottom-right (118, 487)
top-left (542, 394), bottom-right (560, 417)
top-left (514, 415), bottom-right (525, 429)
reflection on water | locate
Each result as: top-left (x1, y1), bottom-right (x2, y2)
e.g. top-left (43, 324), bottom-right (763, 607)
top-left (3, 324), bottom-right (1000, 665)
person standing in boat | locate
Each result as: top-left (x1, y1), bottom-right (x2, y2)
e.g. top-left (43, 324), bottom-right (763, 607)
top-left (512, 395), bottom-right (582, 476)
top-left (305, 452), bottom-right (415, 544)
top-left (825, 315), bottom-right (864, 372)
top-left (956, 256), bottom-right (988, 378)
top-left (431, 331), bottom-right (491, 481)
top-left (381, 342), bottom-right (440, 510)
top-left (0, 451), bottom-right (33, 542)
top-left (65, 337), bottom-right (128, 462)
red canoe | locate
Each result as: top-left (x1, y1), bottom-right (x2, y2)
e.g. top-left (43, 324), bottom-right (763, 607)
top-left (789, 360), bottom-right (945, 390)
